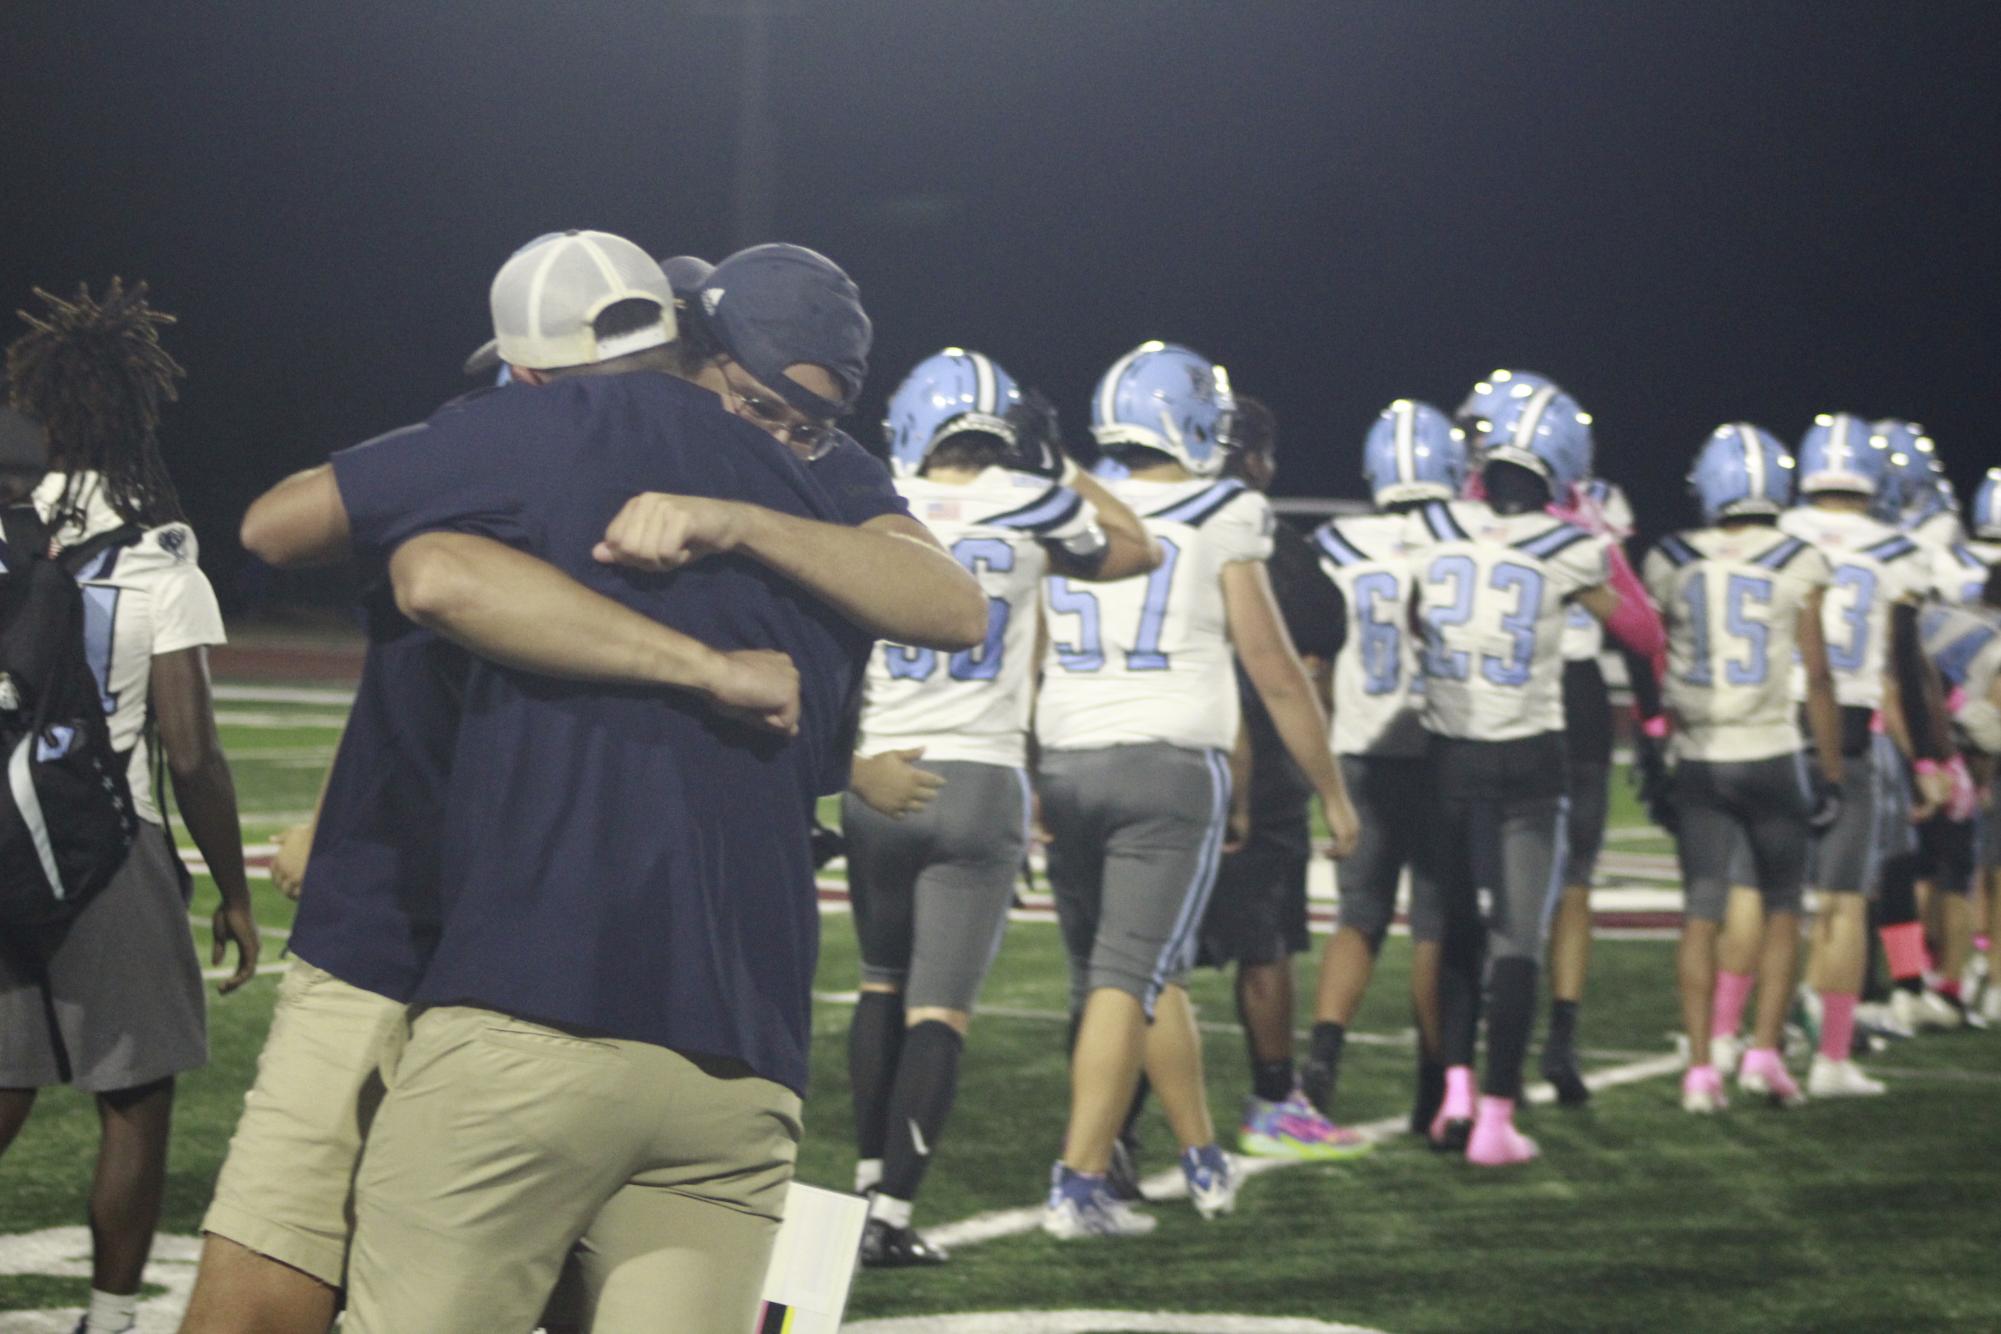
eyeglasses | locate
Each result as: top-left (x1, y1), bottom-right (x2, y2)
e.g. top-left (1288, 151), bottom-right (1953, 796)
top-left (719, 367), bottom-right (838, 461)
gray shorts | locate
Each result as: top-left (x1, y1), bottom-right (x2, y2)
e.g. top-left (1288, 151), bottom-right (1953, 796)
top-left (1873, 733), bottom-right (1919, 865)
top-left (0, 822), bottom-right (207, 1092)
top-left (1980, 800), bottom-right (2000, 877)
top-left (1673, 754), bottom-right (1813, 922)
top-left (1563, 760), bottom-right (1611, 888)
top-left (1039, 743), bottom-right (1231, 1015)
top-left (1410, 733), bottom-right (1568, 965)
top-left (1335, 754), bottom-right (1433, 948)
top-left (841, 761), bottom-right (1028, 1012)
top-left (1808, 733), bottom-right (1886, 897)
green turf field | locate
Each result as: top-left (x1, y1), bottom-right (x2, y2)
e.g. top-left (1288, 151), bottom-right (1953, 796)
top-left (2, 690), bottom-right (1997, 1332)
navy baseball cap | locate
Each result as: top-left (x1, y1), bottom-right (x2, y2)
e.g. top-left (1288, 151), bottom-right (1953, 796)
top-left (697, 244), bottom-right (871, 418)
top-left (0, 405), bottom-right (48, 475)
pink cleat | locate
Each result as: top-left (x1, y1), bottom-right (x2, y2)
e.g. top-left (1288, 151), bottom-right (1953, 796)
top-left (1465, 1096), bottom-right (1539, 1166)
top-left (1428, 1065), bottom-right (1476, 1152)
top-left (1680, 1064), bottom-right (1728, 1114)
top-left (1737, 1048), bottom-right (1807, 1107)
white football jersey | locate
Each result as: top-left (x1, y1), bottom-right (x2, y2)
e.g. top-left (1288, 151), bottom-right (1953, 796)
top-left (1558, 480), bottom-right (1630, 662)
top-left (1311, 512), bottom-right (1427, 757)
top-left (1919, 602), bottom-right (2001, 707)
top-left (1037, 477), bottom-right (1274, 754)
top-left (860, 469), bottom-right (1107, 768)
top-left (1779, 506), bottom-right (1932, 710)
top-left (1644, 526), bottom-right (1832, 762)
top-left (31, 471), bottom-right (228, 824)
top-left (1934, 540), bottom-right (1995, 606)
top-left (1907, 508), bottom-right (1965, 553)
top-left (1404, 500), bottom-right (1610, 742)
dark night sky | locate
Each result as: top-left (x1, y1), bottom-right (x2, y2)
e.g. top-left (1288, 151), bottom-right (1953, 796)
top-left (5, 1), bottom-right (1999, 603)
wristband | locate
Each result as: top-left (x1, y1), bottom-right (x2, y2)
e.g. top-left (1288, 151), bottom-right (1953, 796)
top-left (1914, 758), bottom-right (1942, 777)
top-left (1640, 714), bottom-right (1669, 740)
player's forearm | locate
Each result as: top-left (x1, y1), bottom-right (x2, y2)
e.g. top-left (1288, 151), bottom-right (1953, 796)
top-left (170, 750), bottom-right (253, 910)
top-left (241, 465), bottom-right (353, 568)
top-left (1891, 604), bottom-right (1950, 761)
top-left (1803, 671), bottom-right (1844, 787)
top-left (1069, 468), bottom-right (1162, 580)
top-left (389, 533), bottom-right (734, 696)
top-left (731, 506), bottom-right (987, 649)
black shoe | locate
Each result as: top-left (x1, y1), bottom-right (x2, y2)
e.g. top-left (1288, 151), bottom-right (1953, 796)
top-left (1540, 1049), bottom-right (1591, 1107)
top-left (1105, 1136), bottom-right (1145, 1202)
top-left (1428, 1117), bottom-right (1471, 1153)
top-left (859, 1217), bottom-right (950, 1268)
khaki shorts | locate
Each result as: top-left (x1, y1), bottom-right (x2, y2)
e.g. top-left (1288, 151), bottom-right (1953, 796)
top-left (200, 959), bottom-right (407, 1287)
top-left (343, 1004), bottom-right (802, 1334)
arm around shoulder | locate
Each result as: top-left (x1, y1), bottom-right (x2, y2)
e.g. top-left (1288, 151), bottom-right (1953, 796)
top-left (241, 465), bottom-right (352, 568)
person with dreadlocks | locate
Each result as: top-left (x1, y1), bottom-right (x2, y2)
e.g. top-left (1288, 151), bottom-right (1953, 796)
top-left (0, 280), bottom-right (259, 1334)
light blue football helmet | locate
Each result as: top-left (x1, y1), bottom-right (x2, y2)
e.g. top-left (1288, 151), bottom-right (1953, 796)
top-left (1090, 341), bottom-right (1236, 477)
top-left (1361, 399), bottom-right (1468, 506)
top-left (1973, 468), bottom-right (2001, 541)
top-left (882, 348), bottom-right (1023, 477)
top-left (1796, 412), bottom-right (1886, 498)
top-left (1454, 368), bottom-right (1559, 440)
top-left (1689, 423), bottom-right (1795, 523)
top-left (1870, 419), bottom-right (1936, 522)
top-left (1481, 384), bottom-right (1594, 494)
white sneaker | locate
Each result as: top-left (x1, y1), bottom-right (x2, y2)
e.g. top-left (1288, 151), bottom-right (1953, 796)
top-left (1180, 1144), bottom-right (1239, 1220)
top-left (1710, 1033), bottom-right (1742, 1079)
top-left (1892, 988), bottom-right (1963, 1032)
top-left (1806, 1055), bottom-right (1887, 1098)
top-left (1042, 1163), bottom-right (1158, 1240)
top-left (1858, 999), bottom-right (1914, 1040)
top-left (1982, 986), bottom-right (2001, 1025)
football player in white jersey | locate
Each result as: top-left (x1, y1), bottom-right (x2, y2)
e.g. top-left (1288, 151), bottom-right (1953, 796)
top-left (1405, 386), bottom-right (1619, 1166)
top-left (1646, 425), bottom-right (1843, 1112)
top-left (1900, 593), bottom-right (2001, 1027)
top-left (0, 282), bottom-right (258, 1334)
top-left (1877, 419), bottom-right (1989, 605)
top-left (843, 350), bottom-right (1159, 1266)
top-left (1301, 400), bottom-right (1466, 1137)
top-left (1037, 342), bottom-right (1358, 1238)
top-left (1715, 413), bottom-right (1949, 1096)
top-left (1965, 474), bottom-right (2001, 1018)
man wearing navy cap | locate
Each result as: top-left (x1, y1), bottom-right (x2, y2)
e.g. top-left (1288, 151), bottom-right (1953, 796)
top-left (214, 232), bottom-right (981, 1332)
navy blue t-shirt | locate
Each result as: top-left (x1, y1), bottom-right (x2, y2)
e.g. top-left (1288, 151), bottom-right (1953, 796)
top-left (287, 589), bottom-right (466, 1001)
top-left (330, 371), bottom-right (899, 1092)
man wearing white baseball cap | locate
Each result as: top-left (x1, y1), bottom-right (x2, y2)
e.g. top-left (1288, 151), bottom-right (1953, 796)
top-left (219, 227), bottom-right (981, 1333)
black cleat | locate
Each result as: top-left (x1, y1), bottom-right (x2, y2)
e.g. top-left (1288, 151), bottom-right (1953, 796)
top-left (1428, 1117), bottom-right (1471, 1153)
top-left (1105, 1136), bottom-right (1145, 1202)
top-left (1541, 1049), bottom-right (1591, 1107)
top-left (859, 1217), bottom-right (950, 1268)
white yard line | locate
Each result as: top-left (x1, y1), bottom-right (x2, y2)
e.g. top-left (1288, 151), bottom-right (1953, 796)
top-left (214, 684), bottom-right (356, 706)
top-left (923, 1049), bottom-right (1685, 1252)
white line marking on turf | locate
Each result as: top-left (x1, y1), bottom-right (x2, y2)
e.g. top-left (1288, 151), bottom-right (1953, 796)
top-left (921, 1051), bottom-right (1685, 1253)
top-left (843, 1315), bottom-right (1389, 1334)
top-left (214, 684), bottom-right (355, 706)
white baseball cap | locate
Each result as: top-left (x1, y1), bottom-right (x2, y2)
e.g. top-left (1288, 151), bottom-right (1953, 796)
top-left (487, 230), bottom-right (675, 371)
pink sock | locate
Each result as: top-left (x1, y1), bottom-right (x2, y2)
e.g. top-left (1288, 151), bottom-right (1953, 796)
top-left (1880, 922), bottom-right (1927, 981)
top-left (1819, 991), bottom-right (1857, 1061)
top-left (1443, 1065), bottom-right (1475, 1113)
top-left (1475, 1094), bottom-right (1515, 1125)
top-left (1712, 970), bottom-right (1754, 1037)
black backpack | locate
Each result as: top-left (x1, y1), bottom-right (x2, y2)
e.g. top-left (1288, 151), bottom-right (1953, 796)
top-left (0, 507), bottom-right (142, 926)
